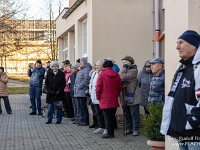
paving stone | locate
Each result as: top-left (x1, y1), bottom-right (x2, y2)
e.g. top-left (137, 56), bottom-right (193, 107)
top-left (0, 94), bottom-right (150, 150)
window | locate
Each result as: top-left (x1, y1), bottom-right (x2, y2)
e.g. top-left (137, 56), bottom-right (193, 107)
top-left (63, 36), bottom-right (68, 60)
top-left (82, 19), bottom-right (87, 57)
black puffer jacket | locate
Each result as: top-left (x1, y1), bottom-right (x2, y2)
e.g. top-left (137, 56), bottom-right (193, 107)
top-left (45, 70), bottom-right (66, 104)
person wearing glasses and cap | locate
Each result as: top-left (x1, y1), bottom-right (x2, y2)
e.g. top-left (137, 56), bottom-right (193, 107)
top-left (138, 60), bottom-right (154, 115)
top-left (148, 57), bottom-right (165, 103)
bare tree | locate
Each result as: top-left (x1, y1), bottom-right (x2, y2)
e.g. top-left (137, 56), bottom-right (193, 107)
top-left (0, 0), bottom-right (30, 69)
top-left (40, 0), bottom-right (66, 61)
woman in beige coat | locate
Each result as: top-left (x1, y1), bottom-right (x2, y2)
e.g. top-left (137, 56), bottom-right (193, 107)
top-left (119, 56), bottom-right (141, 136)
top-left (0, 67), bottom-right (12, 114)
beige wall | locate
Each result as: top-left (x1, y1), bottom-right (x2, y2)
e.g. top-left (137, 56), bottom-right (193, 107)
top-left (56, 0), bottom-right (165, 69)
top-left (165, 0), bottom-right (200, 149)
top-left (56, 0), bottom-right (166, 117)
top-left (69, 0), bottom-right (77, 7)
top-left (92, 0), bottom-right (155, 71)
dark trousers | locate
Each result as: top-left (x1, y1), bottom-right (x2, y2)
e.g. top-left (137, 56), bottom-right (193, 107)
top-left (63, 92), bottom-right (74, 118)
top-left (94, 104), bottom-right (105, 128)
top-left (77, 97), bottom-right (89, 124)
top-left (103, 108), bottom-right (117, 136)
top-left (144, 106), bottom-right (149, 115)
top-left (0, 96), bottom-right (12, 113)
top-left (123, 104), bottom-right (140, 131)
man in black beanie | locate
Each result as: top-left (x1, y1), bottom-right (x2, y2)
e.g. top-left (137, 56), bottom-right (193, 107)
top-left (160, 30), bottom-right (200, 150)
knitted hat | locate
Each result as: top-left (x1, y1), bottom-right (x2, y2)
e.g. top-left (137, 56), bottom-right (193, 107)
top-left (0, 67), bottom-right (4, 72)
top-left (36, 59), bottom-right (42, 64)
top-left (144, 60), bottom-right (151, 67)
top-left (178, 30), bottom-right (200, 49)
top-left (71, 64), bottom-right (78, 70)
top-left (106, 57), bottom-right (115, 64)
top-left (122, 56), bottom-right (134, 64)
top-left (103, 60), bottom-right (113, 68)
top-left (80, 57), bottom-right (87, 64)
top-left (50, 61), bottom-right (59, 67)
top-left (76, 59), bottom-right (80, 63)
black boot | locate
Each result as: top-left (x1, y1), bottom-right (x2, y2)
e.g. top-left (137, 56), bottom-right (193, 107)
top-left (89, 116), bottom-right (97, 128)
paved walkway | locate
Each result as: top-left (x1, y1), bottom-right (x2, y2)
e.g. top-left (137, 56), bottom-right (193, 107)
top-left (0, 93), bottom-right (150, 150)
top-left (2, 80), bottom-right (150, 150)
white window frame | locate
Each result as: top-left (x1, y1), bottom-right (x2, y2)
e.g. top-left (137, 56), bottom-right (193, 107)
top-left (82, 18), bottom-right (87, 57)
top-left (63, 36), bottom-right (68, 60)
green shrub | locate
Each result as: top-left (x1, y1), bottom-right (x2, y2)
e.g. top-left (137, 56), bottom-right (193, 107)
top-left (141, 103), bottom-right (165, 141)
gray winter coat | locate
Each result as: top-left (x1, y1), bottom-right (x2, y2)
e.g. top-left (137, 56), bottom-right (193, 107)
top-left (138, 67), bottom-right (154, 107)
top-left (74, 63), bottom-right (92, 97)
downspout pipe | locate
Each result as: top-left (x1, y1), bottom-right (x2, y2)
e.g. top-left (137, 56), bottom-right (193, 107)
top-left (155, 0), bottom-right (160, 58)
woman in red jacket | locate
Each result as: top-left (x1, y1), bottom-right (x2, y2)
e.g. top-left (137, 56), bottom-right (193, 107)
top-left (96, 60), bottom-right (122, 138)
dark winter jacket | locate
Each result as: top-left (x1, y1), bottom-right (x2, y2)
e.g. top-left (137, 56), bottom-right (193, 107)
top-left (28, 67), bottom-right (45, 87)
top-left (74, 63), bottom-right (92, 97)
top-left (96, 67), bottom-right (122, 109)
top-left (148, 70), bottom-right (165, 103)
top-left (138, 67), bottom-right (154, 107)
top-left (45, 70), bottom-right (66, 104)
top-left (69, 73), bottom-right (77, 97)
top-left (161, 51), bottom-right (200, 139)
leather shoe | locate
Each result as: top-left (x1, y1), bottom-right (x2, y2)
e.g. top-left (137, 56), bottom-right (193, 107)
top-left (56, 122), bottom-right (61, 124)
top-left (38, 112), bottom-right (42, 115)
top-left (45, 122), bottom-right (52, 124)
top-left (29, 112), bottom-right (36, 115)
top-left (81, 123), bottom-right (89, 126)
top-left (89, 124), bottom-right (96, 128)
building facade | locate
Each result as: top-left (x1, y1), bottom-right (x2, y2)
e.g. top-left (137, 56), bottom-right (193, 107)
top-left (56, 0), bottom-right (165, 121)
top-left (0, 19), bottom-right (56, 74)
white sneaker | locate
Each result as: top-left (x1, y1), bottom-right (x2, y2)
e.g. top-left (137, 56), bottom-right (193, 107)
top-left (124, 129), bottom-right (133, 134)
top-left (103, 129), bottom-right (107, 135)
top-left (93, 128), bottom-right (104, 134)
top-left (133, 131), bottom-right (139, 136)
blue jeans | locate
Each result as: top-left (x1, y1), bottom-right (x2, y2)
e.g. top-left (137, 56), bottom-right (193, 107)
top-left (178, 141), bottom-right (200, 150)
top-left (77, 97), bottom-right (89, 124)
top-left (123, 104), bottom-right (140, 131)
top-left (47, 103), bottom-right (62, 123)
top-left (30, 86), bottom-right (42, 113)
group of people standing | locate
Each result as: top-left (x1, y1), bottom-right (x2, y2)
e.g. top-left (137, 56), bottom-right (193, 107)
top-left (27, 53), bottom-right (166, 139)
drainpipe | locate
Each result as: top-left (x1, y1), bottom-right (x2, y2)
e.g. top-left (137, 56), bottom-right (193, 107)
top-left (154, 0), bottom-right (165, 58)
top-left (155, 0), bottom-right (160, 58)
